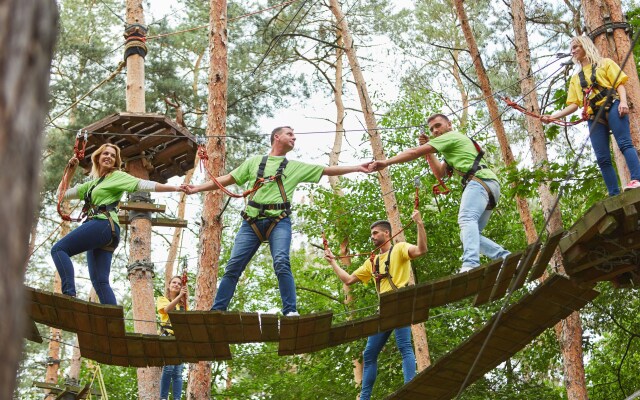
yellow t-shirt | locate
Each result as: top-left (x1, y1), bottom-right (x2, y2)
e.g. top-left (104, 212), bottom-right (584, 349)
top-left (157, 296), bottom-right (186, 335)
top-left (353, 242), bottom-right (412, 294)
top-left (567, 58), bottom-right (628, 114)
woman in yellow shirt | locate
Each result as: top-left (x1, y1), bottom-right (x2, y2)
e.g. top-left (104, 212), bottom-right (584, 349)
top-left (157, 276), bottom-right (188, 399)
top-left (541, 36), bottom-right (640, 196)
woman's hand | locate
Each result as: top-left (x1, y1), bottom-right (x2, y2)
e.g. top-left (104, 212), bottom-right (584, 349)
top-left (619, 101), bottom-right (630, 117)
top-left (68, 156), bottom-right (79, 168)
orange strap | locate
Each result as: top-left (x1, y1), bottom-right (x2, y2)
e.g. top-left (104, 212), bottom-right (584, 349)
top-left (197, 144), bottom-right (263, 198)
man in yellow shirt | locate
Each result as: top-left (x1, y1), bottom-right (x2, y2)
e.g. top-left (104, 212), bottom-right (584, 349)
top-left (323, 210), bottom-right (427, 400)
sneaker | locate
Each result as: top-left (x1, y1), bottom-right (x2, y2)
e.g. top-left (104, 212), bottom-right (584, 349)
top-left (284, 311), bottom-right (300, 317)
top-left (624, 180), bottom-right (640, 192)
top-left (459, 265), bottom-right (476, 273)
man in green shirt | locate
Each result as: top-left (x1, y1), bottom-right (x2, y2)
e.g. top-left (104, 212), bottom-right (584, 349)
top-left (183, 126), bottom-right (370, 315)
top-left (369, 114), bottom-right (509, 272)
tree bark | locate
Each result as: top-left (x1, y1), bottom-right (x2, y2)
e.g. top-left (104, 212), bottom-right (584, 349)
top-left (124, 1), bottom-right (161, 397)
top-left (328, 0), bottom-right (431, 372)
top-left (582, 0), bottom-right (640, 186)
top-left (187, 0), bottom-right (228, 398)
top-left (452, 0), bottom-right (538, 244)
top-left (44, 212), bottom-right (70, 399)
top-left (510, 1), bottom-right (588, 399)
top-left (0, 1), bottom-right (57, 397)
top-left (164, 167), bottom-right (195, 284)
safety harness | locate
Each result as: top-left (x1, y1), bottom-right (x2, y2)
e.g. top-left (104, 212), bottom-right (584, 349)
top-left (578, 65), bottom-right (617, 125)
top-left (240, 155), bottom-right (291, 242)
top-left (82, 176), bottom-right (120, 252)
top-left (371, 245), bottom-right (398, 293)
top-left (445, 138), bottom-right (497, 210)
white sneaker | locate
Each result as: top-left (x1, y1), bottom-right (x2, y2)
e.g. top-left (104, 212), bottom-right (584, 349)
top-left (459, 265), bottom-right (475, 273)
top-left (285, 311), bottom-right (300, 317)
top-left (624, 180), bottom-right (640, 192)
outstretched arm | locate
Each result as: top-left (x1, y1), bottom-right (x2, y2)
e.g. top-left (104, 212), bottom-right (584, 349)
top-left (407, 209), bottom-right (428, 259)
top-left (323, 162), bottom-right (372, 176)
top-left (181, 174), bottom-right (236, 194)
top-left (540, 104), bottom-right (579, 123)
top-left (369, 144), bottom-right (437, 172)
top-left (324, 248), bottom-right (361, 286)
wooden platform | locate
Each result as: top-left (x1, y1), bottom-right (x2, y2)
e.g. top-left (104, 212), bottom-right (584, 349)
top-left (79, 112), bottom-right (198, 183)
top-left (385, 275), bottom-right (598, 399)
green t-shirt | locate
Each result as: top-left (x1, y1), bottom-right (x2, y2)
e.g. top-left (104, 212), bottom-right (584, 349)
top-left (76, 170), bottom-right (140, 226)
top-left (231, 155), bottom-right (325, 218)
top-left (428, 131), bottom-right (499, 182)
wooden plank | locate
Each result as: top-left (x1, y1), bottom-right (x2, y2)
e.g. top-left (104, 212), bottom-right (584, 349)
top-left (278, 314), bottom-right (298, 355)
top-left (472, 259), bottom-right (504, 306)
top-left (119, 201), bottom-right (166, 213)
top-left (528, 229), bottom-right (564, 282)
top-left (380, 287), bottom-right (414, 331)
top-left (25, 318), bottom-right (42, 343)
top-left (279, 312), bottom-right (333, 355)
top-left (488, 252), bottom-right (522, 302)
top-left (559, 202), bottom-right (607, 254)
top-left (623, 204), bottom-right (639, 233)
top-left (509, 243), bottom-right (541, 292)
top-left (597, 215), bottom-right (618, 236)
top-left (563, 229), bottom-right (640, 274)
top-left (118, 215), bottom-right (188, 228)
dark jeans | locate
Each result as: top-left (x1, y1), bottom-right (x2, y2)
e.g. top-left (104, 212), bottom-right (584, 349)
top-left (212, 217), bottom-right (296, 315)
top-left (588, 100), bottom-right (640, 196)
top-left (51, 219), bottom-right (120, 305)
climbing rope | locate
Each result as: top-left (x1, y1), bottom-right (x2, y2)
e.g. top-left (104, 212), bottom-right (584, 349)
top-left (502, 93), bottom-right (591, 127)
top-left (56, 130), bottom-right (88, 222)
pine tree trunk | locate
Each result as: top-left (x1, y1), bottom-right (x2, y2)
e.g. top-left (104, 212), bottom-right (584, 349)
top-left (582, 0), bottom-right (640, 186)
top-left (124, 1), bottom-right (161, 397)
top-left (44, 212), bottom-right (70, 399)
top-left (164, 167), bottom-right (195, 284)
top-left (187, 0), bottom-right (228, 398)
top-left (328, 0), bottom-right (431, 372)
top-left (510, 2), bottom-right (588, 399)
top-left (0, 1), bottom-right (57, 397)
top-left (452, 0), bottom-right (538, 244)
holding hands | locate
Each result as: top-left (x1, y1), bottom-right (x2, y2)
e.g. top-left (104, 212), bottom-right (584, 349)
top-left (180, 184), bottom-right (199, 195)
top-left (368, 160), bottom-right (387, 172)
top-left (411, 209), bottom-right (424, 225)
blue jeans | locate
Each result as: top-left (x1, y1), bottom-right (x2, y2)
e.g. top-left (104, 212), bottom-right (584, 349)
top-left (459, 179), bottom-right (510, 268)
top-left (160, 363), bottom-right (184, 399)
top-left (360, 326), bottom-right (416, 400)
top-left (50, 219), bottom-right (120, 305)
top-left (212, 217), bottom-right (296, 314)
top-left (588, 100), bottom-right (640, 196)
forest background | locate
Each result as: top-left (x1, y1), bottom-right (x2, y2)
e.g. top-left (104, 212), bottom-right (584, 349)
top-left (15, 0), bottom-right (640, 399)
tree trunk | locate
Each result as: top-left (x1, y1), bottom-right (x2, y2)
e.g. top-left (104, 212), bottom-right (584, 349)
top-left (44, 212), bottom-right (70, 399)
top-left (124, 1), bottom-right (161, 397)
top-left (328, 0), bottom-right (431, 372)
top-left (164, 167), bottom-right (195, 284)
top-left (452, 0), bottom-right (538, 244)
top-left (187, 1), bottom-right (228, 398)
top-left (582, 0), bottom-right (640, 186)
top-left (510, 1), bottom-right (588, 399)
top-left (0, 1), bottom-right (57, 397)
top-left (451, 49), bottom-right (470, 126)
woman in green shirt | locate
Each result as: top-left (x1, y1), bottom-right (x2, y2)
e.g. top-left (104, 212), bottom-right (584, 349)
top-left (52, 143), bottom-right (180, 304)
